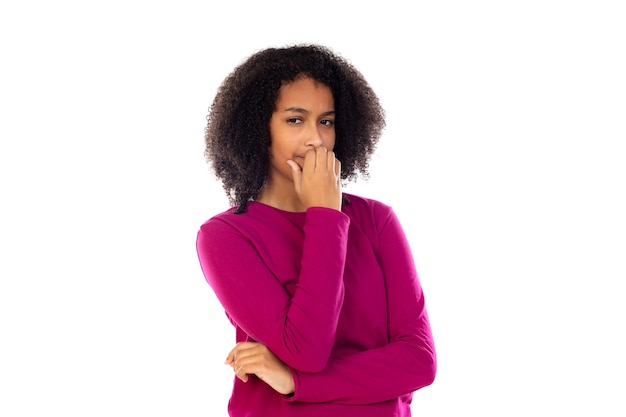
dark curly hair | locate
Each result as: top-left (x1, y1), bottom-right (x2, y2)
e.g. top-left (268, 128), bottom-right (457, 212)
top-left (205, 43), bottom-right (386, 213)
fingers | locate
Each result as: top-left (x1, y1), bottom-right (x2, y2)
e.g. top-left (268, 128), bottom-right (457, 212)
top-left (286, 160), bottom-right (302, 193)
top-left (224, 342), bottom-right (242, 365)
top-left (315, 144), bottom-right (329, 171)
top-left (224, 343), bottom-right (296, 394)
top-left (225, 342), bottom-right (264, 383)
top-left (290, 146), bottom-right (341, 210)
top-left (330, 151), bottom-right (341, 182)
top-left (301, 146), bottom-right (319, 173)
top-left (305, 146), bottom-right (333, 173)
top-left (224, 342), bottom-right (254, 372)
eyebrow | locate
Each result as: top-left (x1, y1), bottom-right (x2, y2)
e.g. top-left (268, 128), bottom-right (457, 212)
top-left (283, 107), bottom-right (335, 117)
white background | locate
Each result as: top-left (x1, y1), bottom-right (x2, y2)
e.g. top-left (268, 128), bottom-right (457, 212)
top-left (1, 1), bottom-right (625, 415)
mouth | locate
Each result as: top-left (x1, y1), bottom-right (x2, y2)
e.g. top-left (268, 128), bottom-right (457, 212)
top-left (293, 156), bottom-right (305, 168)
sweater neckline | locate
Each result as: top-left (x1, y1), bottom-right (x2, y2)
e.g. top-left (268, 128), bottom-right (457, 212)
top-left (248, 201), bottom-right (308, 216)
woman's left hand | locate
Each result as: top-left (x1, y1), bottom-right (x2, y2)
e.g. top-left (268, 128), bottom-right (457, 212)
top-left (225, 342), bottom-right (295, 395)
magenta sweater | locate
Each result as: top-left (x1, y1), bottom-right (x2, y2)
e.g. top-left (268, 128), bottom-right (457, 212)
top-left (196, 193), bottom-right (436, 417)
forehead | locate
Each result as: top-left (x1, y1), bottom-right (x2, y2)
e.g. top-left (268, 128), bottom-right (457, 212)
top-left (275, 77), bottom-right (334, 107)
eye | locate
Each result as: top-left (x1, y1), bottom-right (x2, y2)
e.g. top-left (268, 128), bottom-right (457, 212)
top-left (287, 117), bottom-right (303, 124)
top-left (320, 119), bottom-right (334, 127)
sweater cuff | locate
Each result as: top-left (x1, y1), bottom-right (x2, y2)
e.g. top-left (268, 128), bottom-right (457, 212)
top-left (284, 369), bottom-right (302, 402)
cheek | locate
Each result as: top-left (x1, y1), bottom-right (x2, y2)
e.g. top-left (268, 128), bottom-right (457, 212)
top-left (325, 132), bottom-right (336, 150)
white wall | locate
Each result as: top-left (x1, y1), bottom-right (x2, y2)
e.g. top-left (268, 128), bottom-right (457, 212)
top-left (1, 1), bottom-right (624, 415)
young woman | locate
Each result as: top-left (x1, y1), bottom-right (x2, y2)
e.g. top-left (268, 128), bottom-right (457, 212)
top-left (196, 44), bottom-right (436, 417)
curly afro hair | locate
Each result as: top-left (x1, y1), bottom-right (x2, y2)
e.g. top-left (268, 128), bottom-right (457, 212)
top-left (205, 43), bottom-right (386, 213)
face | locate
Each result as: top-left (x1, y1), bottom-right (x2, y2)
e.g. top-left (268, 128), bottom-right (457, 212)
top-left (267, 77), bottom-right (335, 183)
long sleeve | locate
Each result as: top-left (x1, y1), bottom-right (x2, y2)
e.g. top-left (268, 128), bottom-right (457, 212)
top-left (287, 206), bottom-right (436, 404)
top-left (196, 206), bottom-right (350, 373)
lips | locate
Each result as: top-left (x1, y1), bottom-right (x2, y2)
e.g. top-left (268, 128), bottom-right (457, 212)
top-left (293, 156), bottom-right (305, 168)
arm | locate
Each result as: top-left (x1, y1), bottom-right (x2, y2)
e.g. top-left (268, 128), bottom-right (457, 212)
top-left (196, 207), bottom-right (350, 373)
top-left (287, 207), bottom-right (437, 404)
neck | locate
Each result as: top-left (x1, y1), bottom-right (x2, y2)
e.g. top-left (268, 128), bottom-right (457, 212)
top-left (256, 181), bottom-right (306, 213)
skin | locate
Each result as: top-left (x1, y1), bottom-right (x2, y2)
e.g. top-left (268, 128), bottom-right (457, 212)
top-left (257, 76), bottom-right (342, 213)
top-left (225, 76), bottom-right (343, 395)
top-left (225, 342), bottom-right (294, 395)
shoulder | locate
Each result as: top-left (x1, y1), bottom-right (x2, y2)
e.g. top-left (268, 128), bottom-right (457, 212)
top-left (198, 206), bottom-right (237, 230)
top-left (197, 202), bottom-right (307, 242)
top-left (342, 192), bottom-right (393, 220)
top-left (197, 207), bottom-right (236, 244)
top-left (197, 204), bottom-right (267, 237)
top-left (342, 192), bottom-right (395, 233)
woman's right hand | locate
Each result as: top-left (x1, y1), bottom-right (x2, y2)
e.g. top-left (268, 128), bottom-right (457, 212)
top-left (287, 146), bottom-right (342, 211)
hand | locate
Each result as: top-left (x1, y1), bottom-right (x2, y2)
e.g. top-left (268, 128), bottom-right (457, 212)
top-left (287, 146), bottom-right (342, 211)
top-left (225, 342), bottom-right (295, 396)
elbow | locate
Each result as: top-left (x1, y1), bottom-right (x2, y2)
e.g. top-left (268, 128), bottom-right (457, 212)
top-left (417, 348), bottom-right (437, 388)
top-left (404, 339), bottom-right (437, 390)
top-left (423, 354), bottom-right (437, 387)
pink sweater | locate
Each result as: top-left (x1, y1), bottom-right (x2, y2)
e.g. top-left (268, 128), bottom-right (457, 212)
top-left (196, 193), bottom-right (436, 417)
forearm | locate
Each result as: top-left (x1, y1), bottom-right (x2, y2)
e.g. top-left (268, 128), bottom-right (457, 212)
top-left (289, 318), bottom-right (436, 404)
top-left (286, 203), bottom-right (437, 404)
top-left (197, 207), bottom-right (350, 372)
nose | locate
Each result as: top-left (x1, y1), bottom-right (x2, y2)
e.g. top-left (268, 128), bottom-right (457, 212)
top-left (304, 125), bottom-right (324, 148)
